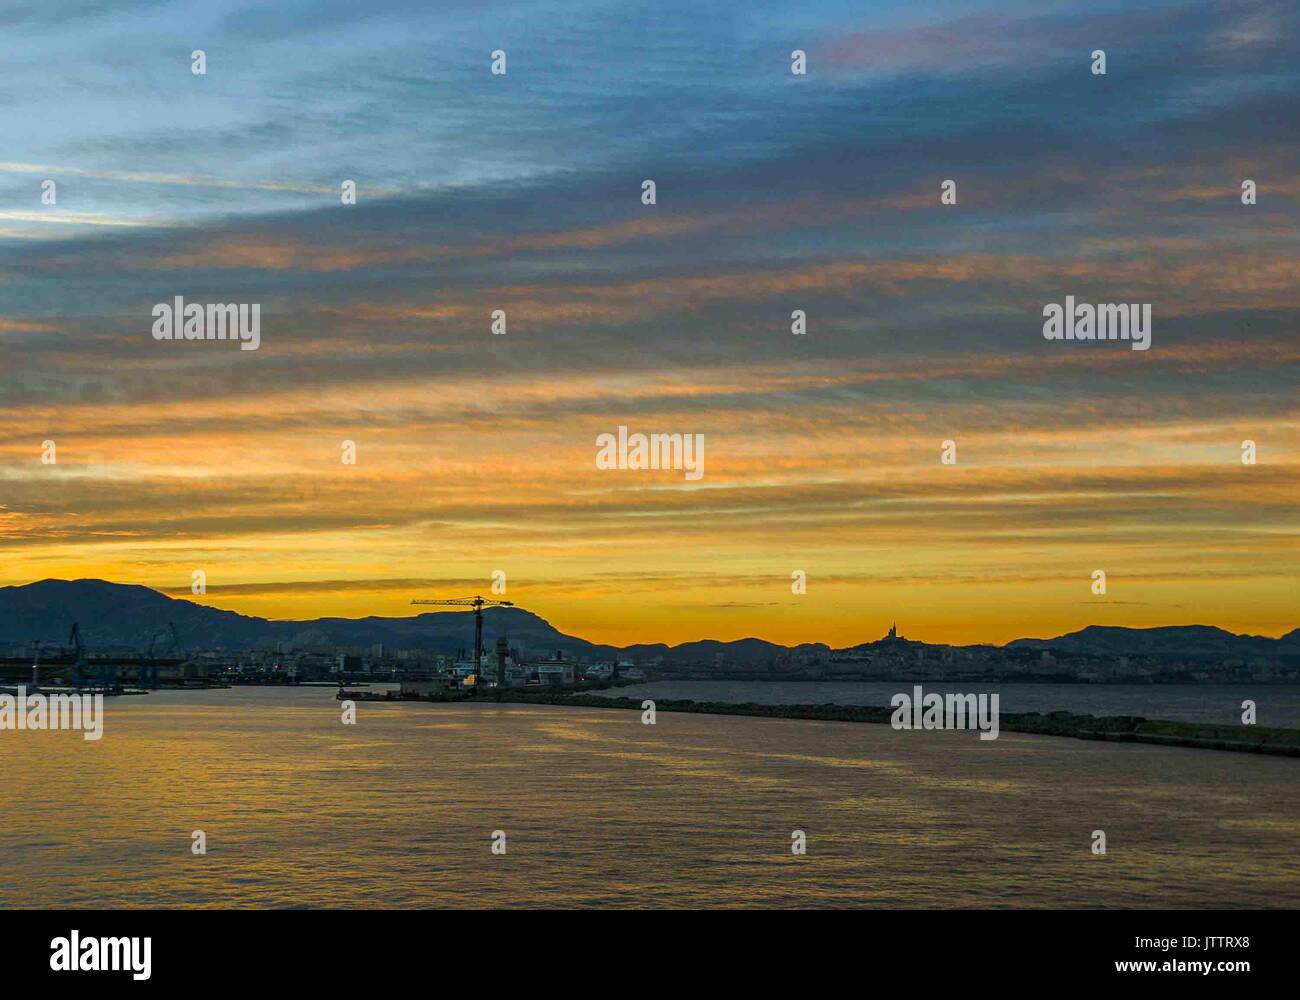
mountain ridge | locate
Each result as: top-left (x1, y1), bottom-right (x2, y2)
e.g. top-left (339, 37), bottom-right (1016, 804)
top-left (0, 578), bottom-right (1294, 664)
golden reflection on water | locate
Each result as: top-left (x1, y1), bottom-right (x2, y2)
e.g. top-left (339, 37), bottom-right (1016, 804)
top-left (1, 686), bottom-right (1297, 908)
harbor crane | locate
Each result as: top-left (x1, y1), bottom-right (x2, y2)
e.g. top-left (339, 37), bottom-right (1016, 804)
top-left (68, 621), bottom-right (122, 691)
top-left (68, 622), bottom-right (90, 686)
top-left (410, 595), bottom-right (514, 680)
top-left (142, 622), bottom-right (178, 689)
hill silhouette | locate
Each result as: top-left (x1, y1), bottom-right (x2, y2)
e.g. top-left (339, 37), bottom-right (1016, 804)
top-left (0, 578), bottom-right (1294, 665)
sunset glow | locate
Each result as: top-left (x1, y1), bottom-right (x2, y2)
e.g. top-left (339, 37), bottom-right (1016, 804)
top-left (2, 0), bottom-right (1296, 646)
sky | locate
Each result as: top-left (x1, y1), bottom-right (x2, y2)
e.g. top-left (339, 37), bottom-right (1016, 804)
top-left (0, 0), bottom-right (1297, 647)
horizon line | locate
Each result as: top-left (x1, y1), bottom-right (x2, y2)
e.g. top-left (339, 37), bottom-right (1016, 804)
top-left (3, 577), bottom-right (1294, 650)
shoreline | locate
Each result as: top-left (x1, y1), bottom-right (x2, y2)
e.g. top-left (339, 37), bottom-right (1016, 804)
top-left (340, 685), bottom-right (1300, 757)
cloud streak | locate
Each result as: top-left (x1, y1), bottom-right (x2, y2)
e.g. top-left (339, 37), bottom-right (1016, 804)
top-left (0, 0), bottom-right (1296, 643)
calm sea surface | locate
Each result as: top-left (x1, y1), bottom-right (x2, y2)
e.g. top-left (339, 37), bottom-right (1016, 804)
top-left (606, 680), bottom-right (1300, 728)
top-left (2, 685), bottom-right (1297, 908)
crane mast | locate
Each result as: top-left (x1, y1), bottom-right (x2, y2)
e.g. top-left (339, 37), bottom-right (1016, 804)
top-left (68, 622), bottom-right (88, 686)
top-left (410, 595), bottom-right (514, 685)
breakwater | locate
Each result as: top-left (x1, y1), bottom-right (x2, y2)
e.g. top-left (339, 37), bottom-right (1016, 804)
top-left (334, 683), bottom-right (1300, 756)
top-left (488, 688), bottom-right (1300, 757)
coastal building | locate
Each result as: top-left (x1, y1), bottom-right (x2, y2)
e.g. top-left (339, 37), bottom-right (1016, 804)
top-left (335, 654), bottom-right (365, 674)
top-left (494, 635), bottom-right (511, 687)
top-left (879, 622), bottom-right (907, 645)
top-left (536, 660), bottom-right (575, 685)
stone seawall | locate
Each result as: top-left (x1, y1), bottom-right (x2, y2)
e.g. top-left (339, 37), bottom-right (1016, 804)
top-left (336, 684), bottom-right (1300, 756)
top-left (485, 689), bottom-right (1300, 757)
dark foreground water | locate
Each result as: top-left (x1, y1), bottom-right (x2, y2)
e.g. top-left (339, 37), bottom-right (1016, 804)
top-left (1, 686), bottom-right (1296, 908)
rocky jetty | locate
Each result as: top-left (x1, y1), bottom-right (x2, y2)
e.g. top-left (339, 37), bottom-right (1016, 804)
top-left (482, 689), bottom-right (1300, 757)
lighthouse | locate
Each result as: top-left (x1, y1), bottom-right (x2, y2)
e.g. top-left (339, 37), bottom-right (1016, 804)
top-left (495, 634), bottom-right (510, 687)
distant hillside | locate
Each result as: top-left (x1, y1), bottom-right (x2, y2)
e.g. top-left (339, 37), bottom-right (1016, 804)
top-left (0, 579), bottom-right (1293, 666)
top-left (0, 579), bottom-right (272, 648)
top-left (289, 606), bottom-right (617, 661)
top-left (0, 579), bottom-right (611, 659)
top-left (0, 579), bottom-right (800, 665)
top-left (618, 637), bottom-right (793, 663)
top-left (1008, 625), bottom-right (1293, 661)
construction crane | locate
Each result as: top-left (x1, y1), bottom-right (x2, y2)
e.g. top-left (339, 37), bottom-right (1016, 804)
top-left (69, 621), bottom-right (121, 691)
top-left (142, 622), bottom-right (178, 689)
top-left (68, 622), bottom-right (88, 687)
top-left (410, 595), bottom-right (514, 683)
